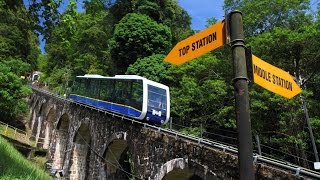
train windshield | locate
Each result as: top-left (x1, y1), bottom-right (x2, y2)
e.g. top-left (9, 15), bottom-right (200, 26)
top-left (147, 85), bottom-right (167, 112)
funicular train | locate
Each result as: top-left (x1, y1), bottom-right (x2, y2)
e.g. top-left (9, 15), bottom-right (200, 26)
top-left (68, 74), bottom-right (170, 126)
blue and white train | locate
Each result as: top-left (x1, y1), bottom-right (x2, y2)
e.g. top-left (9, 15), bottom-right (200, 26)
top-left (68, 74), bottom-right (170, 126)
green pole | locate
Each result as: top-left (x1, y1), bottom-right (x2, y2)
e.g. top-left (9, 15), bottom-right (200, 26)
top-left (229, 11), bottom-right (254, 180)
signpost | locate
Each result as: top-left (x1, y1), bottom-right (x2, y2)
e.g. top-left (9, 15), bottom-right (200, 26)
top-left (251, 55), bottom-right (301, 99)
top-left (164, 10), bottom-right (303, 179)
top-left (229, 11), bottom-right (254, 180)
top-left (165, 12), bottom-right (255, 179)
top-left (164, 21), bottom-right (226, 65)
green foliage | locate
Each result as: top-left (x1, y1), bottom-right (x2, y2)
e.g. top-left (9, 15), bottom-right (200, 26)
top-left (126, 54), bottom-right (171, 82)
top-left (224, 0), bottom-right (310, 35)
top-left (84, 0), bottom-right (106, 14)
top-left (180, 127), bottom-right (203, 137)
top-left (0, 59), bottom-right (32, 121)
top-left (166, 54), bottom-right (234, 129)
top-left (0, 136), bottom-right (51, 179)
top-left (0, 0), bottom-right (39, 68)
top-left (110, 13), bottom-right (172, 73)
top-left (47, 67), bottom-right (72, 95)
top-left (30, 156), bottom-right (48, 170)
top-left (0, 1), bottom-right (38, 123)
top-left (135, 0), bottom-right (193, 43)
top-left (37, 54), bottom-right (48, 72)
top-left (29, 0), bottom-right (62, 40)
top-left (3, 0), bottom-right (318, 167)
top-left (311, 117), bottom-right (320, 144)
top-left (223, 0), bottom-right (320, 163)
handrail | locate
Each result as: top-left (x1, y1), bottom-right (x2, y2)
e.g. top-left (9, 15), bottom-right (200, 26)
top-left (0, 121), bottom-right (45, 148)
top-left (31, 87), bottom-right (320, 179)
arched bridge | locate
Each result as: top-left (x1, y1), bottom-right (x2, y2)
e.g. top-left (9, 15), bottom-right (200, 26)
top-left (29, 88), bottom-right (320, 179)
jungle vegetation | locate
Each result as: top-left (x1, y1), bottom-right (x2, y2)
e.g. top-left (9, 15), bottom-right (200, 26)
top-left (0, 0), bottom-right (320, 168)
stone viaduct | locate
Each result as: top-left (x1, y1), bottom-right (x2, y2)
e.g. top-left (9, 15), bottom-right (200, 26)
top-left (29, 88), bottom-right (301, 179)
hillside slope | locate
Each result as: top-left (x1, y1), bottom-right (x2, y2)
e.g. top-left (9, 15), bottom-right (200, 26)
top-left (0, 136), bottom-right (51, 180)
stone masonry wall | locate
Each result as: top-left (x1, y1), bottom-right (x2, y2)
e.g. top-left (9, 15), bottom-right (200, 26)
top-left (30, 89), bottom-right (305, 180)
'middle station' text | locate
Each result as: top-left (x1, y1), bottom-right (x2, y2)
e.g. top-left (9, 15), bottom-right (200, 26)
top-left (253, 64), bottom-right (293, 91)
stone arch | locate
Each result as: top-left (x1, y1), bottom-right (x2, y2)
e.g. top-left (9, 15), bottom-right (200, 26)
top-left (69, 122), bottom-right (91, 180)
top-left (31, 99), bottom-right (47, 141)
top-left (29, 96), bottom-right (40, 128)
top-left (102, 131), bottom-right (132, 180)
top-left (28, 93), bottom-right (35, 105)
top-left (31, 95), bottom-right (40, 109)
top-left (39, 106), bottom-right (56, 149)
top-left (154, 158), bottom-right (189, 180)
top-left (52, 113), bottom-right (70, 171)
top-left (28, 94), bottom-right (36, 115)
top-left (155, 158), bottom-right (217, 180)
top-left (30, 97), bottom-right (46, 130)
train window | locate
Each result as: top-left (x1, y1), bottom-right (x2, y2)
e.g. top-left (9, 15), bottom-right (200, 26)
top-left (84, 79), bottom-right (91, 97)
top-left (99, 80), bottom-right (105, 100)
top-left (84, 79), bottom-right (99, 99)
top-left (129, 80), bottom-right (143, 110)
top-left (71, 78), bottom-right (79, 94)
top-left (112, 79), bottom-right (143, 111)
top-left (114, 80), bottom-right (125, 104)
top-left (91, 79), bottom-right (100, 99)
top-left (100, 79), bottom-right (113, 101)
top-left (147, 85), bottom-right (167, 111)
top-left (73, 78), bottom-right (85, 96)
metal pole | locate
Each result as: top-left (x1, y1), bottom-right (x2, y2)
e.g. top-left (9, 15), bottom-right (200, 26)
top-left (297, 75), bottom-right (319, 163)
top-left (229, 11), bottom-right (254, 180)
top-left (255, 135), bottom-right (262, 156)
top-left (200, 124), bottom-right (203, 139)
top-left (301, 94), bottom-right (319, 162)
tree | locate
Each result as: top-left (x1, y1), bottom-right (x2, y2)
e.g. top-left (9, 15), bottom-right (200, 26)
top-left (47, 66), bottom-right (72, 95)
top-left (0, 0), bottom-right (38, 123)
top-left (224, 0), bottom-right (310, 36)
top-left (0, 0), bottom-right (40, 69)
top-left (0, 59), bottom-right (32, 122)
top-left (107, 0), bottom-right (192, 44)
top-left (222, 0), bottom-right (320, 166)
top-left (110, 13), bottom-right (171, 73)
top-left (165, 54), bottom-right (234, 130)
top-left (126, 54), bottom-right (171, 82)
top-left (28, 0), bottom-right (61, 41)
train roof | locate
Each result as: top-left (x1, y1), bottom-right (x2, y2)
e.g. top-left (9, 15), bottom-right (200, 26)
top-left (76, 74), bottom-right (169, 89)
top-left (77, 74), bottom-right (145, 80)
top-left (79, 74), bottom-right (105, 78)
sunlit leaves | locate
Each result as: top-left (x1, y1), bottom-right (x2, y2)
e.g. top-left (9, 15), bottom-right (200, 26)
top-left (0, 59), bottom-right (32, 121)
top-left (110, 13), bottom-right (171, 72)
top-left (126, 54), bottom-right (171, 82)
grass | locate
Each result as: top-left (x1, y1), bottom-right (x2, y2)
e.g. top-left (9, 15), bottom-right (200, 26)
top-left (0, 136), bottom-right (52, 180)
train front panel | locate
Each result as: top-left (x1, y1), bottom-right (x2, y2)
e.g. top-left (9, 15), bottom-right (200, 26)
top-left (145, 83), bottom-right (169, 125)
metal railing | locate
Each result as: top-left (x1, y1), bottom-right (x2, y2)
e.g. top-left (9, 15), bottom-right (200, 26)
top-left (0, 121), bottom-right (44, 148)
top-left (31, 87), bottom-right (320, 179)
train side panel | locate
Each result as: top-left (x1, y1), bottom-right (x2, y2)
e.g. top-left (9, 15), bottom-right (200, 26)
top-left (68, 75), bottom-right (170, 125)
top-left (69, 77), bottom-right (144, 120)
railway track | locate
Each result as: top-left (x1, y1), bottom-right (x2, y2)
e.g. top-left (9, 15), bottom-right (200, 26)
top-left (33, 87), bottom-right (320, 179)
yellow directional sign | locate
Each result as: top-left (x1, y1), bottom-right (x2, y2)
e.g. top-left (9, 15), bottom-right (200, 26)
top-left (165, 21), bottom-right (226, 65)
top-left (252, 55), bottom-right (302, 99)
